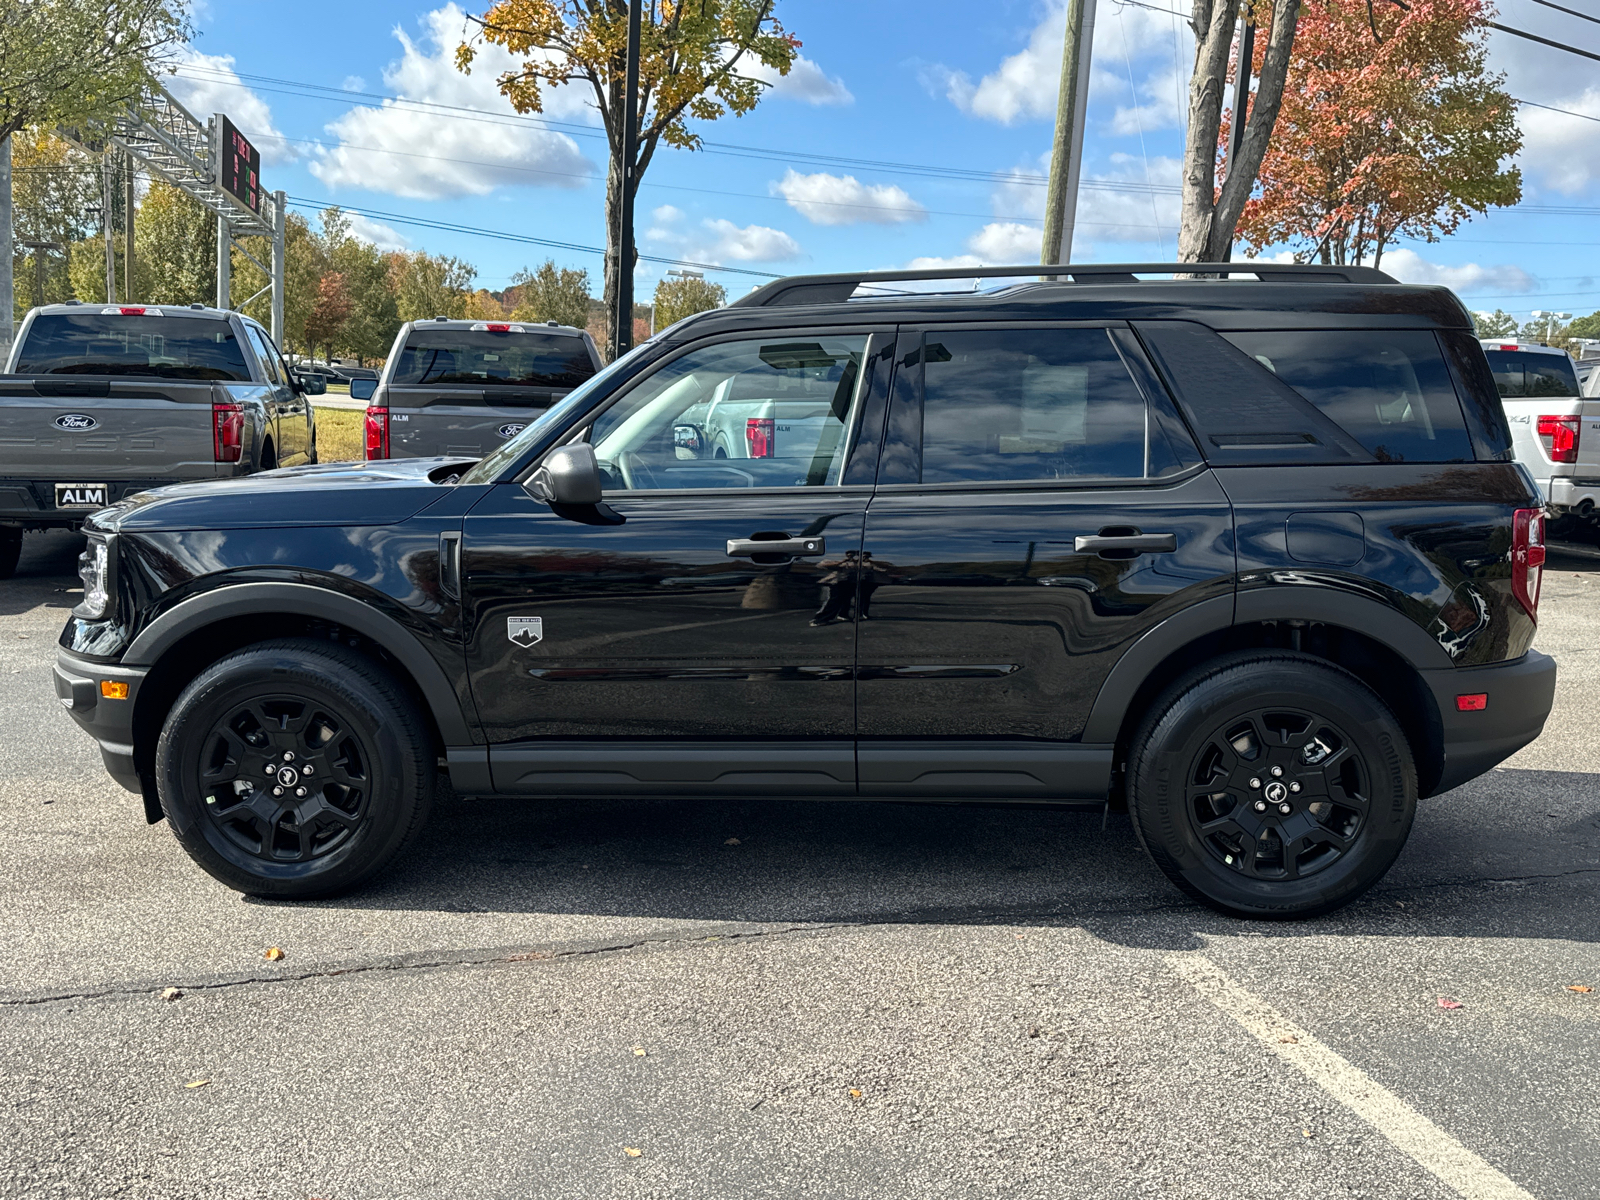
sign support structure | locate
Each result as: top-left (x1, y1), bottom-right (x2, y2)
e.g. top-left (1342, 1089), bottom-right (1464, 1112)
top-left (612, 0), bottom-right (642, 362)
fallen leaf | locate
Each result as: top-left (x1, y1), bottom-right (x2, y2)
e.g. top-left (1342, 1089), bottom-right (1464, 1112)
top-left (1567, 985), bottom-right (1594, 994)
top-left (161, 987), bottom-right (183, 1002)
top-left (1278, 1035), bottom-right (1299, 1044)
top-left (506, 951), bottom-right (551, 962)
top-left (724, 837), bottom-right (741, 846)
top-left (184, 1080), bottom-right (209, 1089)
top-left (632, 1046), bottom-right (646, 1057)
top-left (1437, 998), bottom-right (1464, 1010)
top-left (848, 1088), bottom-right (863, 1099)
top-left (262, 947), bottom-right (284, 962)
top-left (1302, 1129), bottom-right (1312, 1138)
top-left (623, 1147), bottom-right (642, 1158)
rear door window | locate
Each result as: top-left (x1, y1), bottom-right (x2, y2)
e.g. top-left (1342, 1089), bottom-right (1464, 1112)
top-left (15, 313), bottom-right (251, 380)
top-left (392, 328), bottom-right (596, 388)
top-left (1221, 330), bottom-right (1473, 463)
top-left (1482, 349), bottom-right (1580, 398)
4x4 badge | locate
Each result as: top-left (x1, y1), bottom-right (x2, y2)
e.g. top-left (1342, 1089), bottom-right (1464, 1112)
top-left (507, 616), bottom-right (543, 647)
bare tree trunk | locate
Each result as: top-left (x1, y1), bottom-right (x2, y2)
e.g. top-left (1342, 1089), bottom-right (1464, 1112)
top-left (1178, 0), bottom-right (1302, 261)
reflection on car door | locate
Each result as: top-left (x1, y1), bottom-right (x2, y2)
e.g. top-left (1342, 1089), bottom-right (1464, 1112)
top-left (855, 324), bottom-right (1234, 800)
top-left (460, 329), bottom-right (894, 797)
top-left (243, 325), bottom-right (306, 466)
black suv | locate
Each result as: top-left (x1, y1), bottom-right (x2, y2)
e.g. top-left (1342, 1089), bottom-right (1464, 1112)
top-left (53, 263), bottom-right (1557, 918)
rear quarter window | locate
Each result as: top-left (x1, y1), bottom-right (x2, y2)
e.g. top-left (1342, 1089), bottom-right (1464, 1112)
top-left (392, 329), bottom-right (596, 388)
top-left (1221, 330), bottom-right (1473, 463)
top-left (15, 313), bottom-right (251, 381)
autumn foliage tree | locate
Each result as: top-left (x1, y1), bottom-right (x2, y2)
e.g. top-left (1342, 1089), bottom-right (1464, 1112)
top-left (304, 272), bottom-right (353, 364)
top-left (457, 1), bottom-right (799, 351)
top-left (1232, 0), bottom-right (1521, 266)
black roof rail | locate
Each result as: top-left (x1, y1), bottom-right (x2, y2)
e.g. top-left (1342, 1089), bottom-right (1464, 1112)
top-left (731, 262), bottom-right (1400, 308)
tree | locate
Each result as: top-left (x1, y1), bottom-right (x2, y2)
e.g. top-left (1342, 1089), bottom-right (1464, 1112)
top-left (1178, 0), bottom-right (1301, 260)
top-left (1233, 0), bottom-right (1520, 267)
top-left (1472, 309), bottom-right (1519, 338)
top-left (10, 130), bottom-right (99, 317)
top-left (329, 236), bottom-right (399, 364)
top-left (1519, 316), bottom-right (1568, 346)
top-left (131, 179), bottom-right (214, 306)
top-left (389, 250), bottom-right (476, 323)
top-left (304, 272), bottom-right (353, 363)
top-left (457, 1), bottom-right (799, 351)
top-left (1565, 311), bottom-right (1600, 341)
top-left (509, 259), bottom-right (592, 328)
top-left (652, 274), bottom-right (725, 329)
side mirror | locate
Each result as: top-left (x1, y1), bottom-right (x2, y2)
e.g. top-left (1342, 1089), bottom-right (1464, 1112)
top-left (296, 372), bottom-right (327, 396)
top-left (672, 423), bottom-right (705, 457)
top-left (525, 443), bottom-right (604, 505)
top-left (349, 378), bottom-right (378, 402)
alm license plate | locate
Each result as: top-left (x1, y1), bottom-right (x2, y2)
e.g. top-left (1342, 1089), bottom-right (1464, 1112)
top-left (54, 482), bottom-right (110, 509)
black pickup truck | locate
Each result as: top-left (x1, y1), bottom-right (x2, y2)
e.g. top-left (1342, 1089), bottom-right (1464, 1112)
top-left (52, 263), bottom-right (1556, 918)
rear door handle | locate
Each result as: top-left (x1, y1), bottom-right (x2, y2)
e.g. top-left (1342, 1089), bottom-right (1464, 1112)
top-left (727, 535), bottom-right (826, 558)
top-left (1074, 533), bottom-right (1177, 555)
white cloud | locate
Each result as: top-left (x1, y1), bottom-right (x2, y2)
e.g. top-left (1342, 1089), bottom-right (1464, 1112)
top-left (743, 55), bottom-right (853, 105)
top-left (309, 4), bottom-right (594, 200)
top-left (697, 218), bottom-right (802, 262)
top-left (1482, 26), bottom-right (1600, 195)
top-left (344, 214), bottom-right (410, 251)
top-left (969, 221), bottom-right (1042, 261)
top-left (772, 170), bottom-right (926, 226)
top-left (167, 49), bottom-right (295, 165)
top-left (1075, 153), bottom-right (1181, 244)
top-left (1379, 249), bottom-right (1536, 295)
top-left (1109, 65), bottom-right (1185, 136)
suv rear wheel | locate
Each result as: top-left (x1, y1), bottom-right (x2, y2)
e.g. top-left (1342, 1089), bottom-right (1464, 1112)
top-left (156, 638), bottom-right (435, 898)
top-left (1127, 652), bottom-right (1415, 919)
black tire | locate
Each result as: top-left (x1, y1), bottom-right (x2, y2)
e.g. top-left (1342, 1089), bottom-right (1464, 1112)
top-left (156, 638), bottom-right (435, 898)
top-left (1127, 652), bottom-right (1416, 919)
top-left (306, 430), bottom-right (319, 465)
top-left (261, 438), bottom-right (277, 471)
top-left (0, 528), bottom-right (21, 580)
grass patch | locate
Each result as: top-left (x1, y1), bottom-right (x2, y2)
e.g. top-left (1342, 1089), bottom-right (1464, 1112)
top-left (314, 407), bottom-right (365, 462)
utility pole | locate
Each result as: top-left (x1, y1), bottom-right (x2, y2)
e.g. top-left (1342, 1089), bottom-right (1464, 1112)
top-left (103, 153), bottom-right (116, 304)
top-left (1221, 4), bottom-right (1256, 262)
top-left (271, 190), bottom-right (286, 345)
top-left (124, 153), bottom-right (136, 301)
top-left (1041, 0), bottom-right (1097, 267)
top-left (0, 135), bottom-right (12, 364)
top-left (612, 0), bottom-right (642, 360)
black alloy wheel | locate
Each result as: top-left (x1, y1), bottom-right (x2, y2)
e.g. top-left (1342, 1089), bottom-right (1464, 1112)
top-left (1128, 652), bottom-right (1416, 919)
top-left (157, 638), bottom-right (434, 898)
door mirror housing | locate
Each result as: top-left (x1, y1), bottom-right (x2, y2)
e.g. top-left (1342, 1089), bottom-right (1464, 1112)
top-left (349, 377), bottom-right (378, 402)
top-left (526, 443), bottom-right (604, 505)
top-left (295, 372), bottom-right (327, 396)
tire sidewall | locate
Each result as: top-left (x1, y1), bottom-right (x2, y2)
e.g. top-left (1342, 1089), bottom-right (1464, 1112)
top-left (1131, 656), bottom-right (1415, 918)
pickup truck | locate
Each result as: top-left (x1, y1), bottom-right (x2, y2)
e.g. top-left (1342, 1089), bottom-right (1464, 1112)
top-left (0, 302), bottom-right (323, 577)
top-left (1482, 339), bottom-right (1600, 524)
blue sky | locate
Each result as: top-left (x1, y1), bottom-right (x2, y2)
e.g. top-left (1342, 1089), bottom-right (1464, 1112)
top-left (170, 0), bottom-right (1600, 320)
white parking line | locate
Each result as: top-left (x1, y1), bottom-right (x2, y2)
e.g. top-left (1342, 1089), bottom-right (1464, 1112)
top-left (1168, 953), bottom-right (1536, 1200)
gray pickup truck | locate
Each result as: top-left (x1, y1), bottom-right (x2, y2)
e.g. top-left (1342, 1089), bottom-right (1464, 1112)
top-left (0, 302), bottom-right (322, 577)
top-left (356, 317), bottom-right (600, 460)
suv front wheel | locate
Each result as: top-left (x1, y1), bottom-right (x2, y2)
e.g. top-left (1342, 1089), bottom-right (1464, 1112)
top-left (1128, 652), bottom-right (1416, 919)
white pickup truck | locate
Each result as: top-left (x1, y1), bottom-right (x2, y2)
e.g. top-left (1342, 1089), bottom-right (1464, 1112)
top-left (1482, 339), bottom-right (1600, 521)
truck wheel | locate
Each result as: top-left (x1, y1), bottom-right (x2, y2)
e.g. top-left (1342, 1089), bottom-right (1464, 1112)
top-left (156, 638), bottom-right (435, 898)
top-left (260, 439), bottom-right (277, 471)
top-left (1127, 652), bottom-right (1416, 919)
top-left (0, 528), bottom-right (21, 580)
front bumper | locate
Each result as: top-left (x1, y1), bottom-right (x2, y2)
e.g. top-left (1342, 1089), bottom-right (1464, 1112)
top-left (53, 649), bottom-right (149, 800)
top-left (1420, 649), bottom-right (1557, 795)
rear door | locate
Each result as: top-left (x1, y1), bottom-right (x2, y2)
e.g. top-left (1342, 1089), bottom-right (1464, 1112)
top-left (243, 324), bottom-right (308, 466)
top-left (855, 323), bottom-right (1231, 800)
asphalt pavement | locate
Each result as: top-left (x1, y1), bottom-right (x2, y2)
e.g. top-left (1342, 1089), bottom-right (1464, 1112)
top-left (3, 528), bottom-right (1598, 1199)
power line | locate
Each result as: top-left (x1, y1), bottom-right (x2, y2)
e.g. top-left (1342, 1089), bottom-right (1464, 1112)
top-left (1525, 0), bottom-right (1600, 28)
top-left (1515, 96), bottom-right (1600, 123)
top-left (1488, 19), bottom-right (1600, 62)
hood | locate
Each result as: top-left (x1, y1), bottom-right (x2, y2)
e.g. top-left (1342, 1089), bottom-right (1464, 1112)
top-left (92, 457), bottom-right (479, 532)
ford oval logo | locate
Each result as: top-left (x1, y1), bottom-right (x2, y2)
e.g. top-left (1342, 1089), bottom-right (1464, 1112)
top-left (497, 423), bottom-right (526, 440)
top-left (54, 413), bottom-right (99, 432)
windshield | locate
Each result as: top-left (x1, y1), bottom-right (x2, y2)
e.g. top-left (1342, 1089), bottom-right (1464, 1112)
top-left (1483, 350), bottom-right (1580, 397)
top-left (391, 328), bottom-right (596, 387)
top-left (15, 313), bottom-right (252, 380)
top-left (458, 341), bottom-right (658, 485)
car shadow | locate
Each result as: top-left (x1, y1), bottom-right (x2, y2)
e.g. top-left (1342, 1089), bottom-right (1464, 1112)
top-left (0, 529), bottom-right (84, 617)
top-left (307, 766), bottom-right (1600, 952)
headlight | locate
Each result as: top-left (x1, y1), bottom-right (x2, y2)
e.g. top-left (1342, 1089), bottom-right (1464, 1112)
top-left (77, 536), bottom-right (111, 619)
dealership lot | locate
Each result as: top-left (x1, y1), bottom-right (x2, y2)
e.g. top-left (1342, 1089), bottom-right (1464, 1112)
top-left (2, 529), bottom-right (1598, 1199)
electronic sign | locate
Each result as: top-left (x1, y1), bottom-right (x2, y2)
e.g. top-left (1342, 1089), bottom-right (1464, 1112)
top-left (218, 115), bottom-right (261, 213)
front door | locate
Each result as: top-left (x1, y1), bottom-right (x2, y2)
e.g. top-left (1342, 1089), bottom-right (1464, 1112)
top-left (461, 329), bottom-right (892, 797)
top-left (855, 324), bottom-right (1234, 799)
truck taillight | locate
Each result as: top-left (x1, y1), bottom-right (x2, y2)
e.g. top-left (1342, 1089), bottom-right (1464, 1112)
top-left (1511, 507), bottom-right (1547, 619)
top-left (745, 417), bottom-right (774, 458)
top-left (212, 402), bottom-right (244, 463)
top-left (1537, 414), bottom-right (1580, 464)
top-left (365, 407), bottom-right (390, 459)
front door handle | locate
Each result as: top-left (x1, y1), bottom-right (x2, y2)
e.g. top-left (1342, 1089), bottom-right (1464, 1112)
top-left (727, 535), bottom-right (826, 558)
top-left (1074, 532), bottom-right (1177, 555)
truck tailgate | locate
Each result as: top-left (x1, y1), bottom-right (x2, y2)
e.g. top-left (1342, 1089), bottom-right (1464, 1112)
top-left (0, 378), bottom-right (222, 480)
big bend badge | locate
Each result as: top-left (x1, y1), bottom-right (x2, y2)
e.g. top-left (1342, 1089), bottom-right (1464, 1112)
top-left (506, 616), bottom-right (543, 647)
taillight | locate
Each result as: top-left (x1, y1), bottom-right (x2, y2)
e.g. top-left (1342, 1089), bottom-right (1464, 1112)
top-left (745, 417), bottom-right (774, 458)
top-left (365, 407), bottom-right (390, 459)
top-left (1537, 415), bottom-right (1580, 463)
top-left (212, 402), bottom-right (243, 463)
top-left (1511, 507), bottom-right (1547, 619)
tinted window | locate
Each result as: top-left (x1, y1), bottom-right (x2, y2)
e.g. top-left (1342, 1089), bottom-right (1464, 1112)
top-left (1222, 331), bottom-right (1472, 463)
top-left (243, 327), bottom-right (282, 384)
top-left (392, 328), bottom-right (595, 387)
top-left (589, 335), bottom-right (870, 490)
top-left (1482, 350), bottom-right (1580, 398)
top-left (15, 313), bottom-right (251, 381)
top-left (917, 328), bottom-right (1148, 483)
